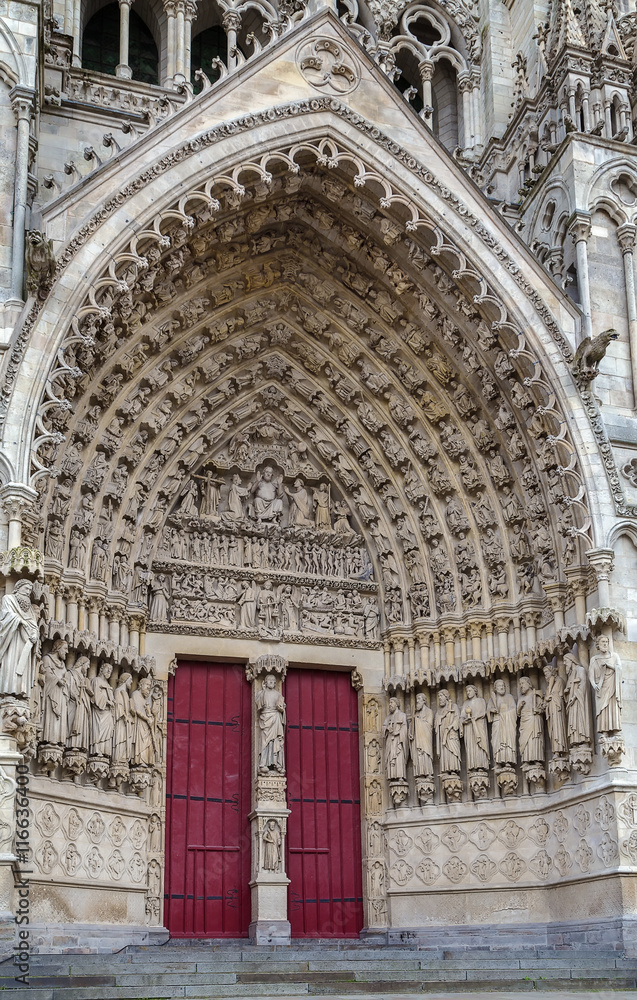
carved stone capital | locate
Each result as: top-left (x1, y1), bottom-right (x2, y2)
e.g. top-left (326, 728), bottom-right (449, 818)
top-left (418, 60), bottom-right (434, 82)
top-left (586, 546), bottom-right (614, 580)
top-left (222, 9), bottom-right (242, 31)
top-left (568, 210), bottom-right (592, 244)
top-left (9, 85), bottom-right (35, 123)
top-left (617, 222), bottom-right (637, 255)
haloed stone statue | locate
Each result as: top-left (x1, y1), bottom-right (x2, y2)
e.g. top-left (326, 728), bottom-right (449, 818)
top-left (486, 679), bottom-right (517, 766)
top-left (256, 674), bottom-right (286, 774)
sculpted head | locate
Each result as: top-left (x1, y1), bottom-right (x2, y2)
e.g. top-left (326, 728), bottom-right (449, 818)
top-left (264, 674), bottom-right (276, 690)
top-left (543, 664), bottom-right (554, 680)
top-left (119, 671), bottom-right (133, 690)
top-left (519, 676), bottom-right (531, 694)
top-left (415, 692), bottom-right (428, 711)
top-left (465, 684), bottom-right (476, 700)
top-left (494, 678), bottom-right (505, 696)
top-left (437, 689), bottom-right (449, 707)
top-left (262, 466), bottom-right (274, 481)
top-left (53, 639), bottom-right (68, 659)
top-left (596, 635), bottom-right (610, 653)
top-left (75, 655), bottom-right (90, 675)
top-left (388, 697), bottom-right (399, 714)
top-left (139, 676), bottom-right (152, 697)
top-left (99, 662), bottom-right (113, 680)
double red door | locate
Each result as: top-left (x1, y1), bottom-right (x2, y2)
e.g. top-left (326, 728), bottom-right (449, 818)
top-left (165, 662), bottom-right (363, 939)
top-left (165, 662), bottom-right (252, 937)
top-left (286, 668), bottom-right (363, 937)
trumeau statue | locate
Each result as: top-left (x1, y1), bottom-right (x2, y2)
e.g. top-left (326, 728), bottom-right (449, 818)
top-left (0, 580), bottom-right (40, 698)
top-left (589, 635), bottom-right (622, 735)
top-left (383, 697), bottom-right (409, 780)
top-left (256, 674), bottom-right (286, 774)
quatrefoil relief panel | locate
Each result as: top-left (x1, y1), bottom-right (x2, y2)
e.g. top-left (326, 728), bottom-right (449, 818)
top-left (296, 37), bottom-right (361, 95)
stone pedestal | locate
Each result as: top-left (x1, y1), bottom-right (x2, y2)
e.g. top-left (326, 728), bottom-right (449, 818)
top-left (0, 734), bottom-right (23, 958)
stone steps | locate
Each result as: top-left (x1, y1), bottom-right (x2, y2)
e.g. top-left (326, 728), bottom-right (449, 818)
top-left (3, 943), bottom-right (636, 999)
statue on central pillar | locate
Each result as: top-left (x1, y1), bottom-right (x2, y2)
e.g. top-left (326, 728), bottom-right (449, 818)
top-left (256, 673), bottom-right (286, 774)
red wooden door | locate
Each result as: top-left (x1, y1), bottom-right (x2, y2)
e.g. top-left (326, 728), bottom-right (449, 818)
top-left (285, 668), bottom-right (363, 938)
top-left (165, 661), bottom-right (251, 937)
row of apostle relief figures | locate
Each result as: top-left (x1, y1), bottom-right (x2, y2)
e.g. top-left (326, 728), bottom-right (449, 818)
top-left (0, 579), bottom-right (163, 792)
top-left (35, 641), bottom-right (164, 793)
top-left (371, 638), bottom-right (623, 807)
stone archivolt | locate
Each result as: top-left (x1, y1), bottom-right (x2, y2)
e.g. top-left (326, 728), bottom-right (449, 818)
top-left (32, 149), bottom-right (591, 654)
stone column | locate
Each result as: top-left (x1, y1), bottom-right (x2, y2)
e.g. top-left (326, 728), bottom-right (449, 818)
top-left (586, 547), bottom-right (614, 610)
top-left (568, 211), bottom-right (593, 341)
top-left (246, 654), bottom-right (290, 945)
top-left (419, 60), bottom-right (434, 129)
top-left (223, 10), bottom-right (242, 71)
top-left (184, 1), bottom-right (197, 84)
top-left (617, 222), bottom-right (637, 408)
top-left (458, 73), bottom-right (473, 149)
top-left (164, 0), bottom-right (177, 84)
top-left (7, 88), bottom-right (35, 307)
top-left (175, 0), bottom-right (186, 82)
top-left (116, 0), bottom-right (133, 79)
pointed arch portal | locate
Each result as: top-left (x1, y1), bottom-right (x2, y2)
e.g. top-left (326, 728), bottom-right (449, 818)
top-left (6, 35), bottom-right (623, 941)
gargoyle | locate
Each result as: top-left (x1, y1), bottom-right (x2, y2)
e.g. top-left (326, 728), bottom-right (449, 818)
top-left (572, 328), bottom-right (618, 388)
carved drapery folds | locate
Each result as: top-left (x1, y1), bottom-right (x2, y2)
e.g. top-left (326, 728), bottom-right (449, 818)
top-left (33, 632), bottom-right (162, 793)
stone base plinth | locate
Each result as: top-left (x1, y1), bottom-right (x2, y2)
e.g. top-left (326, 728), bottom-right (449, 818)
top-left (250, 873), bottom-right (290, 942)
top-left (249, 919), bottom-right (291, 945)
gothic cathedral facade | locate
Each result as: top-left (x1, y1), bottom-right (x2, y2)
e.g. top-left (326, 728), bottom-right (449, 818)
top-left (0, 0), bottom-right (636, 953)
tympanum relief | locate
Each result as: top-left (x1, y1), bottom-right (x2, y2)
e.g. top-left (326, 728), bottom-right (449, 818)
top-left (148, 429), bottom-right (379, 642)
